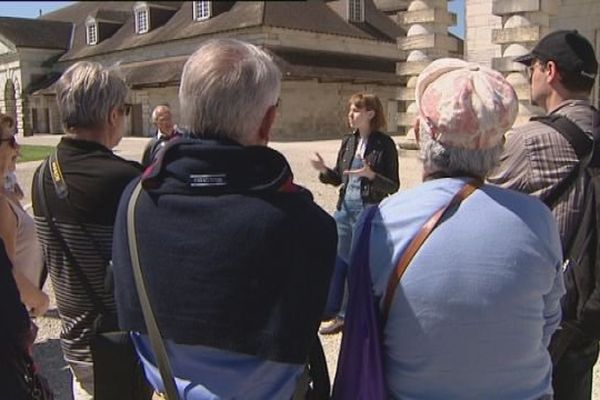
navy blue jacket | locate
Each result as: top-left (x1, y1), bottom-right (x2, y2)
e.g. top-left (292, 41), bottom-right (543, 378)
top-left (113, 136), bottom-right (337, 364)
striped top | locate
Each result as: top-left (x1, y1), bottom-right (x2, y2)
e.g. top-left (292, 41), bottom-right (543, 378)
top-left (32, 137), bottom-right (141, 364)
top-left (488, 100), bottom-right (596, 248)
top-left (34, 218), bottom-right (115, 362)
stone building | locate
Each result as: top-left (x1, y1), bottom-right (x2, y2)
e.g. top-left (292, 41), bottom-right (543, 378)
top-left (0, 0), bottom-right (597, 139)
top-left (0, 0), bottom-right (405, 140)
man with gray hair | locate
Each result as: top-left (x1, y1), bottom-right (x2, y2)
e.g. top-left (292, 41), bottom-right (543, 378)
top-left (141, 104), bottom-right (181, 168)
top-left (112, 39), bottom-right (336, 399)
top-left (32, 61), bottom-right (142, 399)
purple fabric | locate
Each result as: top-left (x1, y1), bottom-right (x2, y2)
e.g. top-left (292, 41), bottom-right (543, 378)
top-left (332, 205), bottom-right (387, 400)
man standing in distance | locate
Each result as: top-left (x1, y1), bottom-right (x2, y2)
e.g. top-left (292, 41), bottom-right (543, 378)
top-left (141, 104), bottom-right (180, 168)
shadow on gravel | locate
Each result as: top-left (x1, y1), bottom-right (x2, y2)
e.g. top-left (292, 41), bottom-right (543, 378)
top-left (33, 339), bottom-right (73, 400)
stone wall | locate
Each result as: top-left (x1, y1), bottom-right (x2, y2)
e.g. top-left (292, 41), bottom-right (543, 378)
top-left (464, 0), bottom-right (501, 66)
top-left (272, 80), bottom-right (398, 141)
top-left (122, 80), bottom-right (397, 141)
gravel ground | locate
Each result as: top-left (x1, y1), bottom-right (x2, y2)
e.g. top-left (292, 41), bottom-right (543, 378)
top-left (16, 134), bottom-right (600, 399)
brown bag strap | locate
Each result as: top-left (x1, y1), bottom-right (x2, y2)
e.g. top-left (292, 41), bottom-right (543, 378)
top-left (381, 179), bottom-right (482, 325)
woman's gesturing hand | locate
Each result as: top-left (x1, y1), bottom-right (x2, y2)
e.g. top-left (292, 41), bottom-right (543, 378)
top-left (344, 155), bottom-right (376, 180)
top-left (310, 152), bottom-right (328, 173)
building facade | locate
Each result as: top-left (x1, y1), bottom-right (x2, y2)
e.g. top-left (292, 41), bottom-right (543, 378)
top-left (0, 0), bottom-right (597, 139)
top-left (0, 1), bottom-right (405, 140)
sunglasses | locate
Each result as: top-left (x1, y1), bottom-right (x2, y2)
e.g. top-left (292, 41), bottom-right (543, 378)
top-left (0, 135), bottom-right (17, 149)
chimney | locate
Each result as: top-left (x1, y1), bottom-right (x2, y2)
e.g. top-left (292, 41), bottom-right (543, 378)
top-left (39, 9), bottom-right (42, 17)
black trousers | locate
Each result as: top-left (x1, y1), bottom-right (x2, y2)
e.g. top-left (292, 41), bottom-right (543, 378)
top-left (552, 339), bottom-right (599, 400)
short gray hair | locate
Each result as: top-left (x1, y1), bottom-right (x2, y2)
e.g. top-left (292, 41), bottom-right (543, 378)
top-left (418, 123), bottom-right (503, 179)
top-left (56, 61), bottom-right (128, 132)
top-left (179, 39), bottom-right (281, 142)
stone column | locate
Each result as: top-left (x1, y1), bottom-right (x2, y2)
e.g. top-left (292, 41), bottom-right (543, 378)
top-left (17, 96), bottom-right (32, 136)
top-left (491, 0), bottom-right (559, 126)
top-left (396, 0), bottom-right (457, 148)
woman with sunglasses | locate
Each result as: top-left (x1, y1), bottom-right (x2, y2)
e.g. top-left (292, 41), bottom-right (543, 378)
top-left (2, 115), bottom-right (47, 291)
top-left (0, 116), bottom-right (49, 317)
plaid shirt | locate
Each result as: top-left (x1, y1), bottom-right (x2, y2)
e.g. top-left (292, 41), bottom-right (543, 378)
top-left (488, 100), bottom-right (596, 249)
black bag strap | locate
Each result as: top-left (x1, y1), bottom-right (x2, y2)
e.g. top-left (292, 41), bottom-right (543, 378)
top-left (126, 181), bottom-right (179, 400)
top-left (48, 151), bottom-right (111, 267)
top-left (534, 114), bottom-right (594, 208)
top-left (36, 158), bottom-right (109, 315)
top-left (306, 335), bottom-right (330, 399)
top-left (292, 335), bottom-right (330, 400)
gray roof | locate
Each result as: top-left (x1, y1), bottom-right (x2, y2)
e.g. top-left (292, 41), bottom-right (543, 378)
top-left (92, 9), bottom-right (130, 23)
top-left (0, 17), bottom-right (72, 50)
top-left (38, 1), bottom-right (403, 62)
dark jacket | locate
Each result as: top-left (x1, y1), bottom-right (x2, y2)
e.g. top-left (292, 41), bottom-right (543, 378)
top-left (141, 130), bottom-right (184, 168)
top-left (319, 130), bottom-right (400, 210)
top-left (0, 240), bottom-right (30, 358)
top-left (113, 136), bottom-right (337, 364)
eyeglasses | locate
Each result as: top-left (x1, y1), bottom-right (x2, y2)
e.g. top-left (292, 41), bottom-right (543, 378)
top-left (0, 135), bottom-right (17, 149)
top-left (121, 103), bottom-right (132, 116)
top-left (526, 60), bottom-right (546, 80)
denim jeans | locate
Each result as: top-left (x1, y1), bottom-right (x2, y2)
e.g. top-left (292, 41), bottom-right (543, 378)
top-left (323, 198), bottom-right (364, 319)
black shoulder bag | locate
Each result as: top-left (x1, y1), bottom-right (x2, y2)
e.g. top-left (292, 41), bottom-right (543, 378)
top-left (534, 114), bottom-right (600, 365)
top-left (36, 152), bottom-right (152, 400)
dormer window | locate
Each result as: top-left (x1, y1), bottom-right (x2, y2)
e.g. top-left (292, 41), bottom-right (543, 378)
top-left (193, 1), bottom-right (211, 21)
top-left (86, 19), bottom-right (98, 45)
top-left (134, 4), bottom-right (149, 34)
top-left (348, 0), bottom-right (364, 22)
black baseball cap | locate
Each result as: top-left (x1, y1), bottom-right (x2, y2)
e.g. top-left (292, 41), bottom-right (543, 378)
top-left (514, 30), bottom-right (598, 81)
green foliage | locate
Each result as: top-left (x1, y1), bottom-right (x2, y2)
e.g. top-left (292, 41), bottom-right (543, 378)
top-left (18, 145), bottom-right (54, 163)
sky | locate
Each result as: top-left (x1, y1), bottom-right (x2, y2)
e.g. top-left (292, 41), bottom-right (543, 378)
top-left (0, 1), bottom-right (466, 39)
top-left (448, 0), bottom-right (466, 39)
top-left (0, 1), bottom-right (74, 19)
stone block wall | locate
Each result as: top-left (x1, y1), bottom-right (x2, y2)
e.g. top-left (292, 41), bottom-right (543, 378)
top-left (125, 81), bottom-right (397, 141)
top-left (465, 0), bottom-right (501, 66)
top-left (272, 80), bottom-right (398, 141)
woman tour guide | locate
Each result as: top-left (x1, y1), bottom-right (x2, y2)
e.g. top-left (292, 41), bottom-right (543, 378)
top-left (310, 93), bottom-right (400, 335)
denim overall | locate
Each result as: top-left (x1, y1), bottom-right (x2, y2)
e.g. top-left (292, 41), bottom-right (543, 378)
top-left (324, 154), bottom-right (366, 318)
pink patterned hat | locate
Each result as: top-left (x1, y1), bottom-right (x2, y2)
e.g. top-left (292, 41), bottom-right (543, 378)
top-left (415, 58), bottom-right (518, 150)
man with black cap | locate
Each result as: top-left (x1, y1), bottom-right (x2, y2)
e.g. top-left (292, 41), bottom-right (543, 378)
top-left (489, 30), bottom-right (599, 400)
